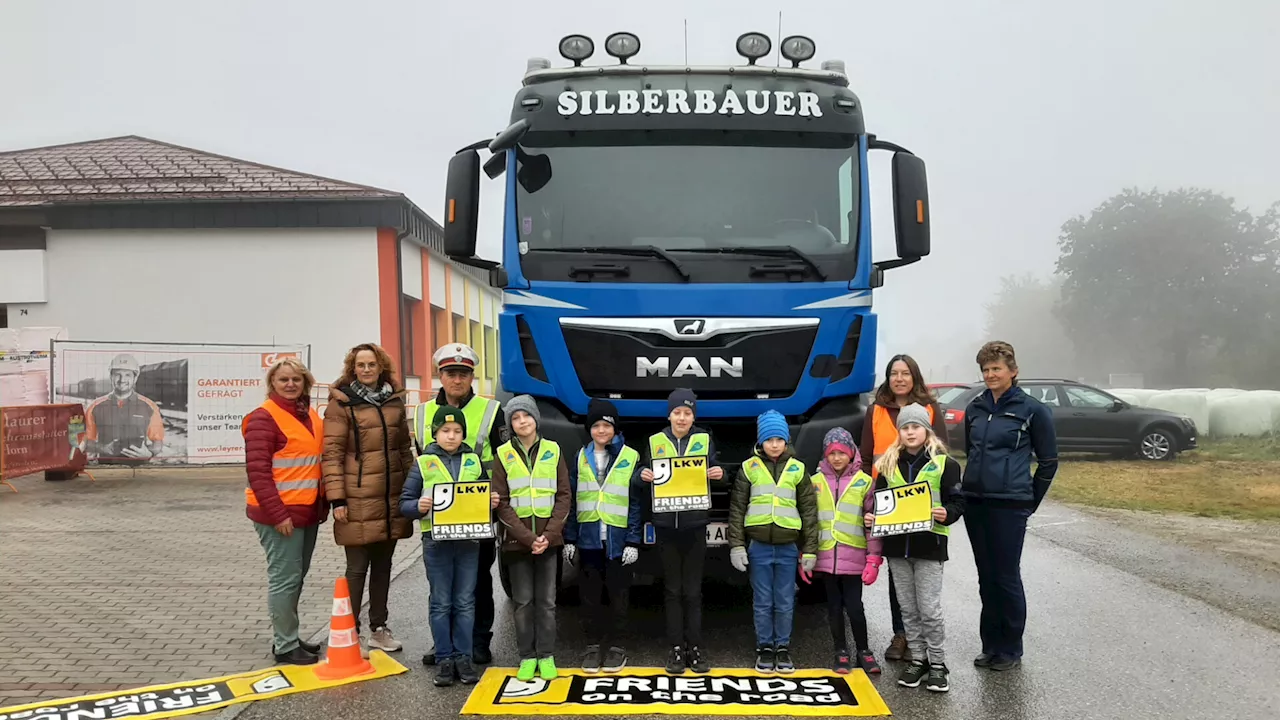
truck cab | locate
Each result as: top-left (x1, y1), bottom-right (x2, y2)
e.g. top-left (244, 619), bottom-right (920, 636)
top-left (443, 32), bottom-right (931, 590)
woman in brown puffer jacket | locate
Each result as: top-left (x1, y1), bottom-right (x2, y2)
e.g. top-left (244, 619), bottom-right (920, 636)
top-left (323, 342), bottom-right (414, 655)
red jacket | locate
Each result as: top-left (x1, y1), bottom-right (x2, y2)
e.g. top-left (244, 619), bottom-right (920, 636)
top-left (244, 393), bottom-right (329, 528)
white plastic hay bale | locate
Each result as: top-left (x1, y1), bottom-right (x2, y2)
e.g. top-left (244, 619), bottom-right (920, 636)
top-left (1207, 392), bottom-right (1280, 437)
top-left (1147, 391), bottom-right (1210, 433)
top-left (1207, 388), bottom-right (1246, 402)
top-left (1113, 388), bottom-right (1160, 406)
top-left (1110, 390), bottom-right (1142, 405)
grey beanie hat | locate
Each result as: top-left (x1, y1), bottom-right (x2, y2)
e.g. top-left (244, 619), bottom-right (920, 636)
top-left (505, 394), bottom-right (541, 433)
top-left (896, 403), bottom-right (932, 431)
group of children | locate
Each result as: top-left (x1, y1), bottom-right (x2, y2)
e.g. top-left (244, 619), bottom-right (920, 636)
top-left (401, 387), bottom-right (963, 693)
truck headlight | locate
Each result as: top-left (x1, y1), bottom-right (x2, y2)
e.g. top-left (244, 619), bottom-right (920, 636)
top-left (559, 34), bottom-right (594, 66)
top-left (605, 32), bottom-right (641, 63)
top-left (780, 35), bottom-right (816, 66)
top-left (736, 31), bottom-right (772, 65)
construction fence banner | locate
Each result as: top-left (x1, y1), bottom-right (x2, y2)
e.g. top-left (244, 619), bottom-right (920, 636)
top-left (0, 651), bottom-right (407, 720)
top-left (50, 341), bottom-right (309, 466)
top-left (460, 666), bottom-right (891, 716)
top-left (0, 403), bottom-right (88, 482)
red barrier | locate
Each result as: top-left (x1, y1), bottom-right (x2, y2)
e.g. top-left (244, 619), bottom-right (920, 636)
top-left (0, 403), bottom-right (89, 492)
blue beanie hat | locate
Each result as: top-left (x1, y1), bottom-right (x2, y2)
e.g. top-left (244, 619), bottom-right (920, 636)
top-left (756, 410), bottom-right (790, 445)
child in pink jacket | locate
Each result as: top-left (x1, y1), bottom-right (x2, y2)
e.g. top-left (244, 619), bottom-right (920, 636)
top-left (811, 427), bottom-right (883, 674)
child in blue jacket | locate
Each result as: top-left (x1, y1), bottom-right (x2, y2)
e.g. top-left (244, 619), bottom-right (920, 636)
top-left (563, 398), bottom-right (645, 674)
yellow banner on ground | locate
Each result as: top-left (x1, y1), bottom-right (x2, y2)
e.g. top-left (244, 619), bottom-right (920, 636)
top-left (872, 480), bottom-right (935, 538)
top-left (651, 456), bottom-right (711, 513)
top-left (460, 666), bottom-right (891, 716)
top-left (0, 651), bottom-right (407, 720)
top-left (431, 480), bottom-right (495, 540)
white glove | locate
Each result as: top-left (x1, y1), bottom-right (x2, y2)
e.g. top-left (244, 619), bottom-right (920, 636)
top-left (621, 546), bottom-right (638, 566)
top-left (562, 544), bottom-right (576, 565)
top-left (730, 546), bottom-right (749, 572)
top-left (801, 555), bottom-right (817, 574)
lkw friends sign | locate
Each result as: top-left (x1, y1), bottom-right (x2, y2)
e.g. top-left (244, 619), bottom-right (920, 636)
top-left (557, 89), bottom-right (825, 117)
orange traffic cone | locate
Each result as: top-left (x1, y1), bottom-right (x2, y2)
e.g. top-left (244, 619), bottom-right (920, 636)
top-left (314, 577), bottom-right (376, 680)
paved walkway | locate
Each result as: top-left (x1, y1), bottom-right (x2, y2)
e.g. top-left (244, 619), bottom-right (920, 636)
top-left (0, 468), bottom-right (416, 708)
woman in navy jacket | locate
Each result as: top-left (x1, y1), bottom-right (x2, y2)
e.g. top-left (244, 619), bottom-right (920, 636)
top-left (962, 341), bottom-right (1057, 672)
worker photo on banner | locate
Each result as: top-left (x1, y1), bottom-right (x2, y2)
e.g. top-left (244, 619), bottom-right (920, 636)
top-left (651, 455), bottom-right (711, 513)
top-left (871, 480), bottom-right (936, 538)
top-left (430, 479), bottom-right (496, 540)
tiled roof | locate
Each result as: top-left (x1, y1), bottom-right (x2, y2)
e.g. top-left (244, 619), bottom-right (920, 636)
top-left (0, 135), bottom-right (402, 207)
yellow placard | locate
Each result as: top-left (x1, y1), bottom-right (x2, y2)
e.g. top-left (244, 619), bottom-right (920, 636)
top-left (460, 666), bottom-right (891, 716)
top-left (431, 480), bottom-right (495, 540)
top-left (871, 480), bottom-right (935, 538)
top-left (0, 651), bottom-right (407, 720)
top-left (651, 455), bottom-right (710, 513)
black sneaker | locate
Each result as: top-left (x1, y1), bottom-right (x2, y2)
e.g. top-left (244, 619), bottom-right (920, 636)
top-left (990, 655), bottom-right (1021, 671)
top-left (434, 658), bottom-right (456, 687)
top-left (755, 646), bottom-right (776, 673)
top-left (898, 660), bottom-right (928, 688)
top-left (685, 646), bottom-right (710, 674)
top-left (857, 649), bottom-right (882, 674)
top-left (926, 664), bottom-right (949, 692)
top-left (974, 652), bottom-right (995, 668)
top-left (773, 646), bottom-right (795, 674)
top-left (423, 646), bottom-right (437, 666)
top-left (833, 649), bottom-right (851, 675)
top-left (273, 646), bottom-right (318, 665)
top-left (582, 645), bottom-right (602, 674)
top-left (665, 646), bottom-right (685, 674)
top-left (603, 646), bottom-right (628, 673)
top-left (456, 656), bottom-right (480, 685)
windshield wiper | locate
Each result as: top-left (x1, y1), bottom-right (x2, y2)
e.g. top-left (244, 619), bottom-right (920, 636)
top-left (681, 246), bottom-right (828, 281)
top-left (529, 245), bottom-right (691, 281)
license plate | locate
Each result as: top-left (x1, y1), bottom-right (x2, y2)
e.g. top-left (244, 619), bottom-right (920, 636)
top-left (642, 521), bottom-right (730, 546)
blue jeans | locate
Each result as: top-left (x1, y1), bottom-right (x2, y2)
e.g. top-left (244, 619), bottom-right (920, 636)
top-left (423, 534), bottom-right (481, 661)
top-left (748, 540), bottom-right (798, 647)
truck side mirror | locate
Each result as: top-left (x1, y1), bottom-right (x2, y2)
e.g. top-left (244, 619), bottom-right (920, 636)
top-left (444, 150), bottom-right (481, 259)
top-left (891, 152), bottom-right (930, 260)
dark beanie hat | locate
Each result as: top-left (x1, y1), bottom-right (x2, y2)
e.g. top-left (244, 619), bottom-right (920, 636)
top-left (432, 405), bottom-right (467, 437)
top-left (667, 388), bottom-right (697, 415)
top-left (585, 398), bottom-right (620, 432)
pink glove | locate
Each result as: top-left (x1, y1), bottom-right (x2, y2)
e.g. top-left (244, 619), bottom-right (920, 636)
top-left (862, 556), bottom-right (882, 586)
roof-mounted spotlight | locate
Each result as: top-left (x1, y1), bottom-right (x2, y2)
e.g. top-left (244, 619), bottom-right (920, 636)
top-left (558, 34), bottom-right (595, 66)
top-left (780, 35), bottom-right (816, 68)
top-left (605, 32), bottom-right (641, 64)
top-left (735, 31), bottom-right (772, 65)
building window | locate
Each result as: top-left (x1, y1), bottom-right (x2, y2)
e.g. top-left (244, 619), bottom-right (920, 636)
top-left (401, 294), bottom-right (419, 379)
top-left (0, 305), bottom-right (7, 329)
top-left (484, 326), bottom-right (497, 378)
top-left (432, 305), bottom-right (449, 351)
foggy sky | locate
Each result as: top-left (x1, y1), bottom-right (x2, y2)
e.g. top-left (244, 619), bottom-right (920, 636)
top-left (3, 0), bottom-right (1277, 382)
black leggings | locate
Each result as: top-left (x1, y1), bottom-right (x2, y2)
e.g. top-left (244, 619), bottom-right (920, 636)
top-left (822, 574), bottom-right (869, 653)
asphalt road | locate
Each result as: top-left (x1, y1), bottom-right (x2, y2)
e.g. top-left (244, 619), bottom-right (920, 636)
top-left (229, 503), bottom-right (1280, 720)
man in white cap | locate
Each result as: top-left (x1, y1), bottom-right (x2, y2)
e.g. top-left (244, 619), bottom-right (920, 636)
top-left (414, 342), bottom-right (506, 666)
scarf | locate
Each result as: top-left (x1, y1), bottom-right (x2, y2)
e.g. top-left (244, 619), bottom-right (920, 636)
top-left (347, 381), bottom-right (394, 406)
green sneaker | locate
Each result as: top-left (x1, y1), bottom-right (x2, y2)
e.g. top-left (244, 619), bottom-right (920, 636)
top-left (538, 656), bottom-right (559, 680)
top-left (517, 658), bottom-right (537, 681)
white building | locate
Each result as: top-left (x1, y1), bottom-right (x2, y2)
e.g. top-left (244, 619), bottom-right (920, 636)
top-left (0, 135), bottom-right (503, 400)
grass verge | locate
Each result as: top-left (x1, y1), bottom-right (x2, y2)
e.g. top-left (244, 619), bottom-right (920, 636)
top-left (1049, 439), bottom-right (1280, 521)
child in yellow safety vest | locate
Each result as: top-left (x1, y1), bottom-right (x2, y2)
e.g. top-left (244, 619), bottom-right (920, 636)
top-left (491, 395), bottom-right (572, 682)
top-left (728, 409), bottom-right (820, 674)
top-left (398, 405), bottom-right (499, 688)
top-left (869, 403), bottom-right (965, 694)
top-left (563, 398), bottom-right (645, 674)
top-left (811, 427), bottom-right (883, 676)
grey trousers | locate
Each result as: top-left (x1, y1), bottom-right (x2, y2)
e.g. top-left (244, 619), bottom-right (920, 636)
top-left (887, 557), bottom-right (946, 665)
top-left (254, 522), bottom-right (319, 654)
top-left (508, 551), bottom-right (558, 660)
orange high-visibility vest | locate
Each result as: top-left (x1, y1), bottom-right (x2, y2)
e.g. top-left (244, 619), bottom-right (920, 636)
top-left (243, 400), bottom-right (323, 507)
top-left (870, 403), bottom-right (934, 478)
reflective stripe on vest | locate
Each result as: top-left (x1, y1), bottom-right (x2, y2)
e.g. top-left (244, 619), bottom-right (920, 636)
top-left (648, 432), bottom-right (710, 462)
top-left (242, 401), bottom-right (322, 508)
top-left (742, 456), bottom-right (805, 530)
top-left (497, 439), bottom-right (560, 519)
top-left (576, 445), bottom-right (637, 528)
top-left (415, 451), bottom-right (483, 532)
top-left (812, 470), bottom-right (872, 550)
top-left (415, 396), bottom-right (499, 463)
top-left (886, 453), bottom-right (950, 536)
top-left (871, 404), bottom-right (935, 478)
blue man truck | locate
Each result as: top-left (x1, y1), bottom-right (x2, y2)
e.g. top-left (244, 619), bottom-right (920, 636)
top-left (442, 32), bottom-right (931, 594)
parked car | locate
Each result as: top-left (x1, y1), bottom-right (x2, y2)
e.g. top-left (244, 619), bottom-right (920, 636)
top-left (936, 379), bottom-right (1198, 461)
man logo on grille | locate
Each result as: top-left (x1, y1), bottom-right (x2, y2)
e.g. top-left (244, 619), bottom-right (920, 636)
top-left (674, 319), bottom-right (705, 335)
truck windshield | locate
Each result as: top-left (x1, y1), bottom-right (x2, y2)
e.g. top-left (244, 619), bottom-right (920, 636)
top-left (515, 142), bottom-right (859, 263)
